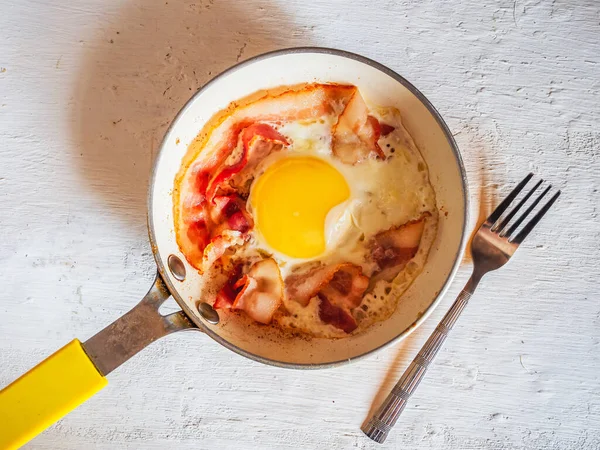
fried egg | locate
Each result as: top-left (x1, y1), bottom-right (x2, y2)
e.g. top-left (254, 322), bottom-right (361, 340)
top-left (250, 156), bottom-right (350, 259)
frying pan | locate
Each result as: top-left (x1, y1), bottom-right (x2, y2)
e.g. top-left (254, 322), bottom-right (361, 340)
top-left (0, 47), bottom-right (469, 448)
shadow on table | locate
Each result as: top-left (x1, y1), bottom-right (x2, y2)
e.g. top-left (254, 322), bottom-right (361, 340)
top-left (71, 0), bottom-right (311, 228)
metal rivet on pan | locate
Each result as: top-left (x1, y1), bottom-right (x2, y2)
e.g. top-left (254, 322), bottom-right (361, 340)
top-left (197, 302), bottom-right (220, 325)
top-left (167, 254), bottom-right (186, 281)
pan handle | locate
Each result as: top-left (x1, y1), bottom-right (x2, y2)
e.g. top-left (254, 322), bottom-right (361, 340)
top-left (83, 273), bottom-right (200, 375)
top-left (0, 273), bottom-right (200, 449)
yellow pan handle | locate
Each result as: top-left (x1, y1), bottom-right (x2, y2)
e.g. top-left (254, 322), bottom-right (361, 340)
top-left (0, 339), bottom-right (107, 450)
top-left (0, 274), bottom-right (199, 449)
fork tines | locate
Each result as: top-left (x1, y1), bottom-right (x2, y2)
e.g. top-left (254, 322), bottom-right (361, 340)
top-left (488, 173), bottom-right (560, 244)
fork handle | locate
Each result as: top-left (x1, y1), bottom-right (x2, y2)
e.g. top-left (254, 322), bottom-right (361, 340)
top-left (362, 276), bottom-right (479, 444)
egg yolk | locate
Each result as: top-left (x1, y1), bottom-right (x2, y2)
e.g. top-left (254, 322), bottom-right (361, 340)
top-left (250, 157), bottom-right (350, 258)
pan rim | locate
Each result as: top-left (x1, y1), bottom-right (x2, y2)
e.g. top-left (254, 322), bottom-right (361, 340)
top-left (148, 46), bottom-right (470, 369)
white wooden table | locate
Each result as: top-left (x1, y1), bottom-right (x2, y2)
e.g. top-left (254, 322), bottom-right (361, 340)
top-left (1, 0), bottom-right (599, 448)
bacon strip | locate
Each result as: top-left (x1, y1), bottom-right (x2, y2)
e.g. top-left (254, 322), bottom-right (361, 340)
top-left (285, 263), bottom-right (368, 333)
top-left (332, 91), bottom-right (386, 164)
top-left (213, 265), bottom-right (243, 309)
top-left (211, 195), bottom-right (253, 234)
top-left (232, 258), bottom-right (284, 324)
top-left (370, 215), bottom-right (428, 282)
top-left (318, 296), bottom-right (358, 333)
top-left (207, 123), bottom-right (289, 200)
top-left (318, 265), bottom-right (369, 309)
top-left (214, 259), bottom-right (284, 324)
top-left (179, 169), bottom-right (213, 264)
top-left (286, 263), bottom-right (368, 308)
top-left (285, 265), bottom-right (336, 307)
top-left (201, 231), bottom-right (246, 270)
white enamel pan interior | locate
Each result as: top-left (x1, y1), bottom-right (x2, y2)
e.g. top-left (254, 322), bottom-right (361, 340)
top-left (149, 47), bottom-right (469, 368)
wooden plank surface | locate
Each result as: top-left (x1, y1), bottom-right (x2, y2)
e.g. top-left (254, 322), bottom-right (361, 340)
top-left (1, 0), bottom-right (599, 448)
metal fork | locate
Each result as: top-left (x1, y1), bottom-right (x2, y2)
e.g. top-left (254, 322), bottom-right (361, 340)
top-left (362, 173), bottom-right (560, 444)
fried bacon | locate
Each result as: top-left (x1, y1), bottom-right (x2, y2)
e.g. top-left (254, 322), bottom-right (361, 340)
top-left (211, 195), bottom-right (253, 235)
top-left (318, 265), bottom-right (369, 310)
top-left (286, 263), bottom-right (368, 307)
top-left (207, 123), bottom-right (289, 199)
top-left (213, 258), bottom-right (284, 324)
top-left (318, 296), bottom-right (358, 334)
top-left (285, 263), bottom-right (369, 333)
top-left (332, 90), bottom-right (386, 164)
top-left (285, 265), bottom-right (337, 307)
top-left (370, 215), bottom-right (428, 281)
top-left (213, 265), bottom-right (243, 309)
